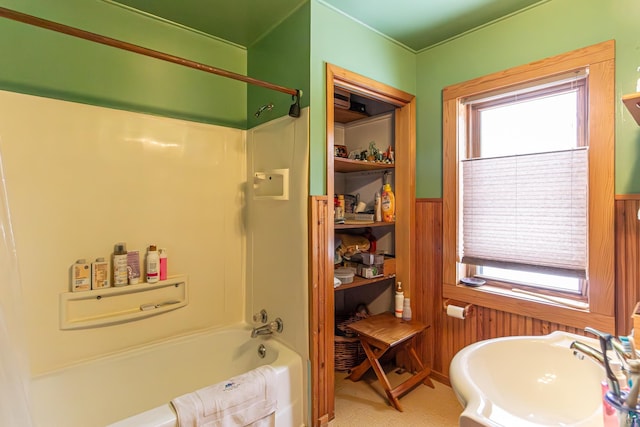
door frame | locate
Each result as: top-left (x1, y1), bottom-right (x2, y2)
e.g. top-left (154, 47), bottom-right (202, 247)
top-left (309, 63), bottom-right (416, 426)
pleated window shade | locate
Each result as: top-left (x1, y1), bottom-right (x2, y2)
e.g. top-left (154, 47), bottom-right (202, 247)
top-left (461, 148), bottom-right (588, 278)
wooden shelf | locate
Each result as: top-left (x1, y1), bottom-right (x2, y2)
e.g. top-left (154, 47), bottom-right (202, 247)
top-left (334, 274), bottom-right (394, 291)
top-left (623, 92), bottom-right (640, 125)
top-left (335, 221), bottom-right (394, 230)
top-left (334, 107), bottom-right (369, 123)
top-left (334, 157), bottom-right (394, 173)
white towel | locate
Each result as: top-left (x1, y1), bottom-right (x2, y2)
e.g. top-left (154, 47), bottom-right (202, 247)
top-left (171, 365), bottom-right (277, 427)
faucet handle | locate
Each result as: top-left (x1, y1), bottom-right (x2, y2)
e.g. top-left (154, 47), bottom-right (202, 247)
top-left (271, 318), bottom-right (283, 333)
top-left (585, 327), bottom-right (613, 348)
top-left (253, 309), bottom-right (268, 324)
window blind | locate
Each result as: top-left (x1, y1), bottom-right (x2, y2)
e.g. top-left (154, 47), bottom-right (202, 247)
top-left (460, 148), bottom-right (588, 278)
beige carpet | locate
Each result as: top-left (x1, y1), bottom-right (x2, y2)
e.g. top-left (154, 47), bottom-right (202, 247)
top-left (331, 369), bottom-right (462, 426)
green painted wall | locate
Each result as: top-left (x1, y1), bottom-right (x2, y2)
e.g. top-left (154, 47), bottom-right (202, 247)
top-left (0, 0), bottom-right (247, 128)
top-left (247, 2), bottom-right (310, 129)
top-left (416, 0), bottom-right (640, 197)
top-left (308, 1), bottom-right (416, 196)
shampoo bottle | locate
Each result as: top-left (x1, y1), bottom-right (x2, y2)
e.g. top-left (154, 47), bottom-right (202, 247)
top-left (113, 243), bottom-right (128, 287)
top-left (381, 183), bottom-right (395, 222)
top-left (91, 257), bottom-right (110, 290)
top-left (146, 245), bottom-right (159, 283)
top-left (395, 281), bottom-right (404, 318)
top-left (159, 248), bottom-right (168, 281)
top-left (71, 259), bottom-right (91, 292)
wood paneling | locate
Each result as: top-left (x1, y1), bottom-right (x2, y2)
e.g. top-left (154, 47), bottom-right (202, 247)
top-left (416, 198), bottom-right (590, 383)
top-left (615, 196), bottom-right (640, 335)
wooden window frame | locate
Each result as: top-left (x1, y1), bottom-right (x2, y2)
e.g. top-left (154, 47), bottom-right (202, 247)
top-left (442, 40), bottom-right (615, 332)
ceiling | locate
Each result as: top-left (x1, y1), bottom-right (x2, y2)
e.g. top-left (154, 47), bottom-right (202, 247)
top-left (112, 0), bottom-right (543, 52)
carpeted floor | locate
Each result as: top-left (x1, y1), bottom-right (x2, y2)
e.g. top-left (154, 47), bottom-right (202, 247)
top-left (331, 369), bottom-right (462, 426)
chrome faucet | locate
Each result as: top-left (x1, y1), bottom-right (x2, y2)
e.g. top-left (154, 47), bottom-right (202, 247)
top-left (251, 317), bottom-right (283, 338)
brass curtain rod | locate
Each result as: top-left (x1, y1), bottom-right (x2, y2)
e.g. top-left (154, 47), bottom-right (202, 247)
top-left (0, 6), bottom-right (299, 97)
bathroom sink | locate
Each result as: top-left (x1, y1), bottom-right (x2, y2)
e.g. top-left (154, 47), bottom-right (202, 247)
top-left (450, 331), bottom-right (606, 427)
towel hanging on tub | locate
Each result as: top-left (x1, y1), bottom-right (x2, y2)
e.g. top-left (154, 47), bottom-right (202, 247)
top-left (171, 365), bottom-right (277, 427)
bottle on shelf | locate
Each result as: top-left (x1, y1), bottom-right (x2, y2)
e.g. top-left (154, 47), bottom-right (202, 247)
top-left (402, 298), bottom-right (412, 321)
top-left (381, 183), bottom-right (395, 222)
top-left (159, 248), bottom-right (168, 281)
top-left (146, 245), bottom-right (159, 283)
top-left (113, 243), bottom-right (128, 287)
top-left (395, 281), bottom-right (404, 318)
top-left (375, 192), bottom-right (382, 222)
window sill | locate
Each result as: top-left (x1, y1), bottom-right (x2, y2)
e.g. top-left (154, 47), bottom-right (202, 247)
top-left (442, 282), bottom-right (615, 331)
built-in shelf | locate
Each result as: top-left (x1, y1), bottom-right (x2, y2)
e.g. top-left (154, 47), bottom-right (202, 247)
top-left (334, 157), bottom-right (394, 173)
top-left (334, 107), bottom-right (369, 123)
top-left (59, 274), bottom-right (188, 329)
top-left (623, 92), bottom-right (640, 125)
top-left (335, 221), bottom-right (395, 230)
top-left (334, 274), bottom-right (394, 291)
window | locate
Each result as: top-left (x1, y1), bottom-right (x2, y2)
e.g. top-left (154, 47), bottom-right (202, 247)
top-left (462, 76), bottom-right (587, 296)
top-left (442, 41), bottom-right (615, 330)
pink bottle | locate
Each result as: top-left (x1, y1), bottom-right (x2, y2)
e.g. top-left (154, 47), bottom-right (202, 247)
top-left (159, 248), bottom-right (168, 281)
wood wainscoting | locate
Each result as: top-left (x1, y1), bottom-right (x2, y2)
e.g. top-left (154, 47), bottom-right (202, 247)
top-left (310, 195), bottom-right (640, 421)
top-left (615, 195), bottom-right (640, 336)
top-left (415, 199), bottom-right (586, 382)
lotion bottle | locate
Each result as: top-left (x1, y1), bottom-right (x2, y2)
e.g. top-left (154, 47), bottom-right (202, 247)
top-left (146, 245), bottom-right (159, 283)
top-left (113, 243), bottom-right (128, 287)
top-left (375, 192), bottom-right (382, 222)
top-left (402, 298), bottom-right (412, 321)
top-left (395, 281), bottom-right (404, 318)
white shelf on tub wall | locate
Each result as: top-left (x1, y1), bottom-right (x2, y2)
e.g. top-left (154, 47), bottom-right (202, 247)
top-left (59, 274), bottom-right (188, 330)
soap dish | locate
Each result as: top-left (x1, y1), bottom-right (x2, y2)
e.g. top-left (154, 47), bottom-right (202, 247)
top-left (460, 277), bottom-right (486, 287)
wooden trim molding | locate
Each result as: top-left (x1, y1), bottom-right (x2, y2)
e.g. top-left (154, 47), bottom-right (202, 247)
top-left (312, 64), bottom-right (416, 425)
top-left (308, 195), bottom-right (333, 426)
top-left (441, 40), bottom-right (615, 332)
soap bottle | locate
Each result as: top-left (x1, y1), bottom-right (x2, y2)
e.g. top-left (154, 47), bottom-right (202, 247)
top-left (113, 243), bottom-right (128, 287)
top-left (395, 281), bottom-right (404, 318)
top-left (159, 248), bottom-right (168, 281)
top-left (381, 183), bottom-right (395, 222)
top-left (402, 298), bottom-right (412, 321)
top-left (146, 245), bottom-right (159, 283)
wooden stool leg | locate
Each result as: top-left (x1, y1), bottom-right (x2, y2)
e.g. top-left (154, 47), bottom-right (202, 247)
top-left (404, 342), bottom-right (434, 388)
top-left (359, 340), bottom-right (403, 411)
top-left (347, 345), bottom-right (385, 381)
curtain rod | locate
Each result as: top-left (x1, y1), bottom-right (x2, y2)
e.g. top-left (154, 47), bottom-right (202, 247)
top-left (0, 6), bottom-right (300, 98)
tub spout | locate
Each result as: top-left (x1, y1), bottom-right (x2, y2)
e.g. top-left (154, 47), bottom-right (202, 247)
top-left (251, 318), bottom-right (283, 338)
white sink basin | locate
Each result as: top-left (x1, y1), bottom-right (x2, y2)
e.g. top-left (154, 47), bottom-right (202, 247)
top-left (450, 331), bottom-right (606, 427)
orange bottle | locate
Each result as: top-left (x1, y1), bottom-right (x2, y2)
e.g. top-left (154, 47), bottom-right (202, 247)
top-left (381, 183), bottom-right (395, 222)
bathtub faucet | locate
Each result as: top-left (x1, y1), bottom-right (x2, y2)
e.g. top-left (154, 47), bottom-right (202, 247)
top-left (251, 317), bottom-right (284, 338)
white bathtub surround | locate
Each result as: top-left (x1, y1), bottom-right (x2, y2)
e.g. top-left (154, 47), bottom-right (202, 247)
top-left (171, 365), bottom-right (277, 426)
top-left (450, 331), bottom-right (605, 427)
top-left (0, 90), bottom-right (309, 426)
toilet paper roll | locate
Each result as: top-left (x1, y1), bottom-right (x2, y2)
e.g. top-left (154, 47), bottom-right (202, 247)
top-left (446, 304), bottom-right (466, 319)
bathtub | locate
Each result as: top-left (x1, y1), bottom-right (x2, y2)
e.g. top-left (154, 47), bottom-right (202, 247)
top-left (29, 324), bottom-right (304, 427)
